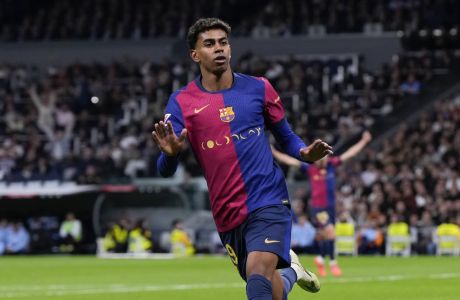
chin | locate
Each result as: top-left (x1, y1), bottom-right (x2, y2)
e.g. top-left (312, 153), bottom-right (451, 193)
top-left (213, 65), bottom-right (228, 75)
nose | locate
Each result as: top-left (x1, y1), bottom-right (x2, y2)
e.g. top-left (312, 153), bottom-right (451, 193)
top-left (214, 43), bottom-right (223, 53)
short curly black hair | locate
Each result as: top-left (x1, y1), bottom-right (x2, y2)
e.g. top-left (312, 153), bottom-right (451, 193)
top-left (187, 18), bottom-right (231, 49)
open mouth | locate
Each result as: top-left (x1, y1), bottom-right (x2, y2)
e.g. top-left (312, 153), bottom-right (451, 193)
top-left (214, 56), bottom-right (226, 64)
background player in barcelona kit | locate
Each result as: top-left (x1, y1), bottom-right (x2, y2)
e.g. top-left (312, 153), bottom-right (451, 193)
top-left (272, 131), bottom-right (372, 277)
top-left (152, 18), bottom-right (333, 300)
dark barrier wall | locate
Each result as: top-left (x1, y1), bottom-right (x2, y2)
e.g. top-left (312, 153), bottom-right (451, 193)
top-left (0, 34), bottom-right (400, 71)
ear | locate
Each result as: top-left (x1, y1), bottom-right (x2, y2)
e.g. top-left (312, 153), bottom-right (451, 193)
top-left (228, 45), bottom-right (232, 60)
top-left (190, 49), bottom-right (200, 63)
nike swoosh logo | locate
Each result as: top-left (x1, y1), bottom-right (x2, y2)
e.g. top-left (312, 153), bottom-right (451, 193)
top-left (194, 104), bottom-right (210, 114)
top-left (274, 96), bottom-right (280, 103)
top-left (264, 238), bottom-right (280, 244)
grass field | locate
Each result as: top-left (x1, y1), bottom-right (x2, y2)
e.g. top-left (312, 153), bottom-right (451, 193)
top-left (0, 255), bottom-right (459, 300)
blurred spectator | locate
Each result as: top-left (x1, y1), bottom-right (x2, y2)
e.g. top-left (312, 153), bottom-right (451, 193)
top-left (416, 211), bottom-right (437, 255)
top-left (170, 219), bottom-right (195, 257)
top-left (77, 164), bottom-right (103, 184)
top-left (103, 218), bottom-right (130, 253)
top-left (409, 214), bottom-right (419, 254)
top-left (400, 73), bottom-right (421, 95)
top-left (5, 221), bottom-right (30, 254)
top-left (28, 216), bottom-right (60, 254)
top-left (28, 85), bottom-right (56, 139)
top-left (0, 218), bottom-right (9, 255)
top-left (59, 212), bottom-right (82, 253)
top-left (128, 219), bottom-right (153, 253)
top-left (291, 214), bottom-right (316, 254)
top-left (358, 219), bottom-right (384, 255)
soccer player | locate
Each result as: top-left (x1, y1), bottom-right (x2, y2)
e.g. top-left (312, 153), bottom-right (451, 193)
top-left (272, 131), bottom-right (372, 277)
top-left (152, 18), bottom-right (332, 300)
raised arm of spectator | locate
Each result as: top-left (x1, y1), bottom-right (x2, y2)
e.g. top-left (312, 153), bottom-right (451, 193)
top-left (271, 145), bottom-right (302, 169)
top-left (339, 131), bottom-right (372, 162)
top-left (28, 86), bottom-right (42, 109)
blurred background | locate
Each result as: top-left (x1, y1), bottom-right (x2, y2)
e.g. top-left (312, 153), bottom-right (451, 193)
top-left (0, 0), bottom-right (459, 261)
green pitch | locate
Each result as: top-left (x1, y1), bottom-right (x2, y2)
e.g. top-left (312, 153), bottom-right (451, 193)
top-left (0, 255), bottom-right (459, 300)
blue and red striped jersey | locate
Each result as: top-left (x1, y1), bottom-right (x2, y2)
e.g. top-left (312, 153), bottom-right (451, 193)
top-left (158, 73), bottom-right (306, 232)
top-left (300, 157), bottom-right (341, 209)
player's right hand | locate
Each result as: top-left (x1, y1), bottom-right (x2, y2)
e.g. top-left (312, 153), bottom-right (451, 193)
top-left (151, 121), bottom-right (187, 156)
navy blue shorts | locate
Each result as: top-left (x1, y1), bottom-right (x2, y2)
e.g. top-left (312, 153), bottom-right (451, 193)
top-left (219, 204), bottom-right (292, 281)
top-left (310, 207), bottom-right (335, 228)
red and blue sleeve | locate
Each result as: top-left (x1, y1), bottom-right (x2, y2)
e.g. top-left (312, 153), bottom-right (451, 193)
top-left (300, 163), bottom-right (310, 173)
top-left (328, 156), bottom-right (342, 167)
top-left (157, 95), bottom-right (185, 177)
top-left (261, 77), bottom-right (307, 160)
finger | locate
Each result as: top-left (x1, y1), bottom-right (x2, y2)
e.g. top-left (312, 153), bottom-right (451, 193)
top-left (158, 121), bottom-right (167, 137)
top-left (178, 129), bottom-right (188, 143)
top-left (167, 121), bottom-right (175, 136)
top-left (312, 139), bottom-right (322, 146)
top-left (151, 131), bottom-right (161, 146)
top-left (154, 123), bottom-right (164, 138)
top-left (322, 142), bottom-right (332, 150)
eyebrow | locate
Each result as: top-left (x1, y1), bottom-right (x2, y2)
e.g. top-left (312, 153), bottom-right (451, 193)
top-left (202, 37), bottom-right (228, 43)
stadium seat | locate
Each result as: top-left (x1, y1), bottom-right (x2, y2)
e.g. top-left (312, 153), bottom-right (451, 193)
top-left (436, 223), bottom-right (460, 256)
top-left (386, 222), bottom-right (411, 257)
top-left (335, 222), bottom-right (357, 256)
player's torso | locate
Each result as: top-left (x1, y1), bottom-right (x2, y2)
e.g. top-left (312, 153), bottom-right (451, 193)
top-left (308, 164), bottom-right (337, 208)
top-left (174, 74), bottom-right (288, 231)
top-left (176, 74), bottom-right (271, 178)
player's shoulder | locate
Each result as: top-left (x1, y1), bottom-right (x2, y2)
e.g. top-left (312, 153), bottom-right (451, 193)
top-left (167, 80), bottom-right (199, 106)
top-left (235, 72), bottom-right (268, 85)
top-left (234, 73), bottom-right (269, 94)
top-left (168, 85), bottom-right (188, 100)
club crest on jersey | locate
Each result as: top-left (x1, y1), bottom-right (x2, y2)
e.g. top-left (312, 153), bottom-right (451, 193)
top-left (219, 107), bottom-right (235, 122)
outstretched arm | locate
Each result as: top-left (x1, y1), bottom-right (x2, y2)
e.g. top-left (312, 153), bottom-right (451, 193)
top-left (271, 145), bottom-right (302, 168)
top-left (339, 131), bottom-right (372, 162)
top-left (270, 119), bottom-right (333, 162)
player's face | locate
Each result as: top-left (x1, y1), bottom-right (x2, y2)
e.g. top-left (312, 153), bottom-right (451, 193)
top-left (191, 29), bottom-right (231, 75)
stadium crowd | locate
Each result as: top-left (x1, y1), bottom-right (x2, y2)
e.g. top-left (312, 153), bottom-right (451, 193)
top-left (1, 1), bottom-right (459, 255)
top-left (0, 51), bottom-right (458, 255)
top-left (0, 51), bottom-right (451, 182)
top-left (0, 212), bottom-right (83, 255)
top-left (1, 0), bottom-right (460, 41)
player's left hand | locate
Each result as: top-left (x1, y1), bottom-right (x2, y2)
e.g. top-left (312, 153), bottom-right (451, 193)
top-left (299, 139), bottom-right (333, 162)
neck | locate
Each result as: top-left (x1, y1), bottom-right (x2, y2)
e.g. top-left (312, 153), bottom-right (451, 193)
top-left (200, 68), bottom-right (233, 92)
